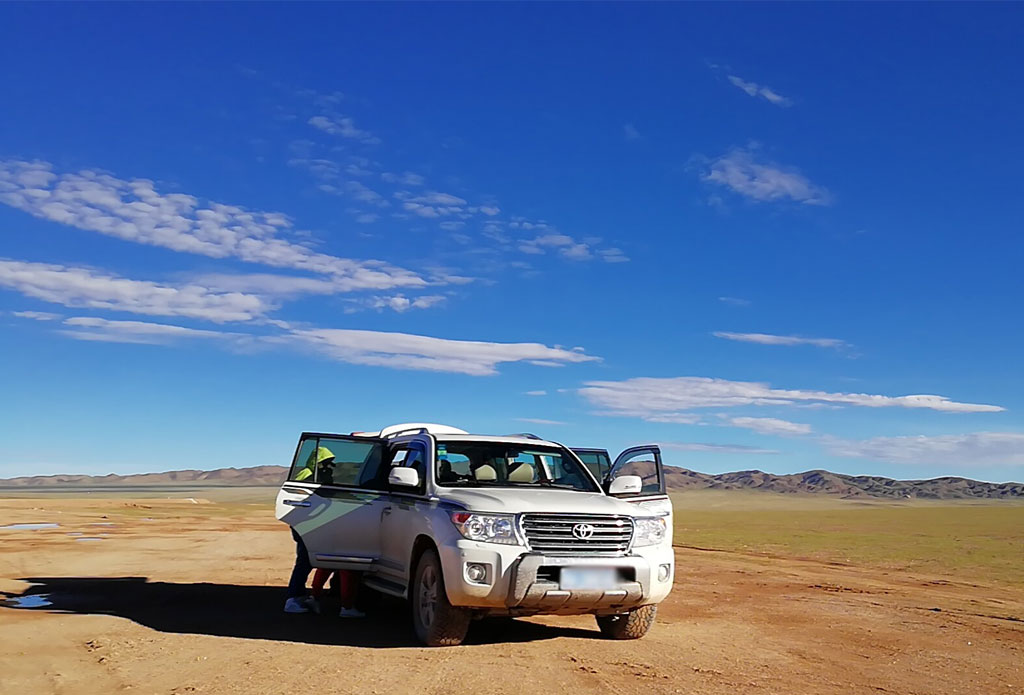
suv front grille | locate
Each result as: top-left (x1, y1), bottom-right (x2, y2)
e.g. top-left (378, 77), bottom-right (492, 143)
top-left (521, 514), bottom-right (633, 555)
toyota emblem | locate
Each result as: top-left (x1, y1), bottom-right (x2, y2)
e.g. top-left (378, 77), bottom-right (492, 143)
top-left (571, 523), bottom-right (595, 540)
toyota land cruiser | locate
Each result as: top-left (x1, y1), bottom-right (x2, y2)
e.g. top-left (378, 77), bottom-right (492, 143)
top-left (276, 423), bottom-right (674, 646)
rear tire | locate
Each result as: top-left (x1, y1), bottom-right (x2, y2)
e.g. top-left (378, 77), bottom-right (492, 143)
top-left (411, 548), bottom-right (471, 646)
top-left (596, 605), bottom-right (657, 640)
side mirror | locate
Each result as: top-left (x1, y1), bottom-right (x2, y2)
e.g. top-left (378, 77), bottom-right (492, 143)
top-left (388, 467), bottom-right (420, 488)
top-left (607, 475), bottom-right (643, 495)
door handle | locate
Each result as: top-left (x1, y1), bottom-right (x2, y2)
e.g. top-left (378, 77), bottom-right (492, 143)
top-left (283, 499), bottom-right (311, 507)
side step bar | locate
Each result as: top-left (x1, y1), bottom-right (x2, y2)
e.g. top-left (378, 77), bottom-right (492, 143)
top-left (363, 575), bottom-right (407, 599)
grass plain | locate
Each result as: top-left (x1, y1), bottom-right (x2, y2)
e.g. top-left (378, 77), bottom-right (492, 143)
top-left (670, 490), bottom-right (1024, 587)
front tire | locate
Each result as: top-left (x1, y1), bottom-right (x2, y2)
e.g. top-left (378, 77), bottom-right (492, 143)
top-left (596, 605), bottom-right (657, 640)
top-left (411, 548), bottom-right (471, 646)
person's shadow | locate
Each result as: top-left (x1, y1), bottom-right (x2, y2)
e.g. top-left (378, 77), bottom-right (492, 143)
top-left (1, 577), bottom-right (598, 648)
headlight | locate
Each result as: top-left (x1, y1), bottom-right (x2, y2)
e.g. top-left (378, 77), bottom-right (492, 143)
top-left (632, 517), bottom-right (667, 547)
top-left (450, 511), bottom-right (519, 545)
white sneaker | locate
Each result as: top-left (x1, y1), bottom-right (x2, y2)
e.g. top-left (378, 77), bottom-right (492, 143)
top-left (338, 607), bottom-right (366, 619)
top-left (283, 597), bottom-right (310, 614)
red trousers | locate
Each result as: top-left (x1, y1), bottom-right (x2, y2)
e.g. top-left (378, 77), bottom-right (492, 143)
top-left (311, 568), bottom-right (357, 608)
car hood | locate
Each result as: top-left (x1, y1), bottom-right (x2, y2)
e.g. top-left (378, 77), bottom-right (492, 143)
top-left (438, 487), bottom-right (642, 516)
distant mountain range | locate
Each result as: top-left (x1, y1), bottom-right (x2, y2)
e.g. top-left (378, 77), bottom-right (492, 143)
top-left (1, 464), bottom-right (1021, 500)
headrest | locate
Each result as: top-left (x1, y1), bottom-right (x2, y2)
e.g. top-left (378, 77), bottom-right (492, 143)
top-left (473, 464), bottom-right (497, 482)
top-left (507, 463), bottom-right (534, 483)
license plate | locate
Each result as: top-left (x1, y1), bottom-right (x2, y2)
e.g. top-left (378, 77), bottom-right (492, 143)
top-left (560, 567), bottom-right (619, 590)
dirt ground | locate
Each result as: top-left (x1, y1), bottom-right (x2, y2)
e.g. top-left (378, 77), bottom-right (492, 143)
top-left (1, 497), bottom-right (1021, 695)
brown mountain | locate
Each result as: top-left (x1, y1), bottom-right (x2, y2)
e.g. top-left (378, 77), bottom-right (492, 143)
top-left (0, 464), bottom-right (1020, 500)
top-left (0, 465), bottom-right (289, 488)
top-left (661, 466), bottom-right (1024, 499)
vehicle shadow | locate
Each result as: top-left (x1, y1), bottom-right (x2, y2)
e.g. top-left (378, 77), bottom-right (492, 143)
top-left (1, 577), bottom-right (599, 648)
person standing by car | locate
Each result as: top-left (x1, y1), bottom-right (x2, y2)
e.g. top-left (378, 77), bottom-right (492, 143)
top-left (283, 446), bottom-right (335, 613)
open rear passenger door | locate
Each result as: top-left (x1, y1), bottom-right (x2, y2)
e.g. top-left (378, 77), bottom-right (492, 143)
top-left (605, 445), bottom-right (672, 516)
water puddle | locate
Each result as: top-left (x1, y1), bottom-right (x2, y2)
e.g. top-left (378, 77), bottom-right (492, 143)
top-left (2, 594), bottom-right (52, 608)
top-left (91, 522), bottom-right (116, 527)
top-left (0, 523), bottom-right (59, 530)
top-left (75, 537), bottom-right (105, 542)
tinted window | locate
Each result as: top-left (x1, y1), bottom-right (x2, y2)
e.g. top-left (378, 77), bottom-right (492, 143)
top-left (289, 437), bottom-right (318, 482)
top-left (291, 436), bottom-right (384, 488)
top-left (575, 451), bottom-right (611, 481)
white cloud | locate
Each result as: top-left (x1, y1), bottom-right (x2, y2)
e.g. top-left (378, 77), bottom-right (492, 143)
top-left (525, 390), bottom-right (547, 396)
top-left (718, 296), bottom-right (751, 307)
top-left (515, 418), bottom-right (567, 426)
top-left (59, 317), bottom-right (240, 345)
top-left (623, 124), bottom-right (641, 141)
top-left (713, 331), bottom-right (849, 349)
top-left (12, 310), bottom-right (61, 321)
top-left (660, 442), bottom-right (780, 455)
top-left (397, 190), bottom-right (468, 218)
top-left (826, 432), bottom-right (1024, 467)
top-left (727, 75), bottom-right (792, 107)
top-left (478, 205), bottom-right (500, 216)
top-left (355, 213), bottom-right (378, 224)
top-left (381, 171), bottom-right (425, 186)
top-left (288, 328), bottom-right (598, 376)
top-left (0, 259), bottom-right (269, 323)
top-left (0, 160), bottom-right (424, 292)
top-left (725, 416), bottom-right (812, 436)
top-left (307, 115), bottom-right (381, 145)
top-left (361, 294), bottom-right (446, 313)
top-left (703, 148), bottom-right (830, 205)
top-left (579, 376), bottom-right (1004, 421)
top-left (599, 248), bottom-right (629, 263)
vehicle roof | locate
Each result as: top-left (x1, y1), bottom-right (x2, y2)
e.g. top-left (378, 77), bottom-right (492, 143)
top-left (434, 433), bottom-right (564, 447)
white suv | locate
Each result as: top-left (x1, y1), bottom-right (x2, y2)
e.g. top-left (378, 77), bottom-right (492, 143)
top-left (276, 423), bottom-right (674, 646)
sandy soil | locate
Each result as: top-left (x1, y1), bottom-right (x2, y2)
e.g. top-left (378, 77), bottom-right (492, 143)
top-left (1, 498), bottom-right (1021, 695)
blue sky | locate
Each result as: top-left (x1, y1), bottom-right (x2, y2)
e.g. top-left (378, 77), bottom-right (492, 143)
top-left (1, 3), bottom-right (1022, 482)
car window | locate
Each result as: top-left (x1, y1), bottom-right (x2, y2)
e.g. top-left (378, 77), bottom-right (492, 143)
top-left (389, 444), bottom-right (427, 495)
top-left (434, 441), bottom-right (598, 492)
top-left (288, 437), bottom-right (318, 482)
top-left (289, 436), bottom-right (385, 488)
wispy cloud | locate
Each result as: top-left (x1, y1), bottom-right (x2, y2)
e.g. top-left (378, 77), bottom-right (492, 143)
top-left (515, 417), bottom-right (567, 426)
top-left (727, 75), bottom-right (792, 107)
top-left (381, 171), bottom-right (425, 186)
top-left (285, 328), bottom-right (599, 376)
top-left (713, 331), bottom-right (849, 350)
top-left (703, 147), bottom-right (830, 205)
top-left (826, 432), bottom-right (1024, 467)
top-left (396, 190), bottom-right (468, 218)
top-left (579, 376), bottom-right (1005, 421)
top-left (59, 317), bottom-right (243, 345)
top-left (350, 294), bottom-right (447, 313)
top-left (623, 124), bottom-right (641, 141)
top-left (525, 390), bottom-right (547, 396)
top-left (660, 442), bottom-right (780, 455)
top-left (307, 115), bottom-right (381, 145)
top-left (12, 310), bottom-right (61, 321)
top-left (724, 416), bottom-right (812, 436)
top-left (0, 259), bottom-right (269, 323)
top-left (718, 296), bottom-right (751, 307)
top-left (0, 160), bottom-right (426, 292)
top-left (45, 315), bottom-right (600, 377)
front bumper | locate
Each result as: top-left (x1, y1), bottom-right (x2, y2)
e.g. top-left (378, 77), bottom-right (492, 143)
top-left (439, 540), bottom-right (674, 614)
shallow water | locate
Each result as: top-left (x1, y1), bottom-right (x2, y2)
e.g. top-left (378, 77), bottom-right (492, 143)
top-left (2, 594), bottom-right (52, 608)
top-left (0, 523), bottom-right (59, 530)
top-left (74, 537), bottom-right (105, 542)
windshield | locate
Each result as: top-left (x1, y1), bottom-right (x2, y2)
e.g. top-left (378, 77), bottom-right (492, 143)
top-left (434, 441), bottom-right (599, 492)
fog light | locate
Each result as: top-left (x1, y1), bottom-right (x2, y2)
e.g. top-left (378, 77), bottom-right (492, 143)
top-left (658, 564), bottom-right (671, 582)
top-left (466, 562), bottom-right (488, 583)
